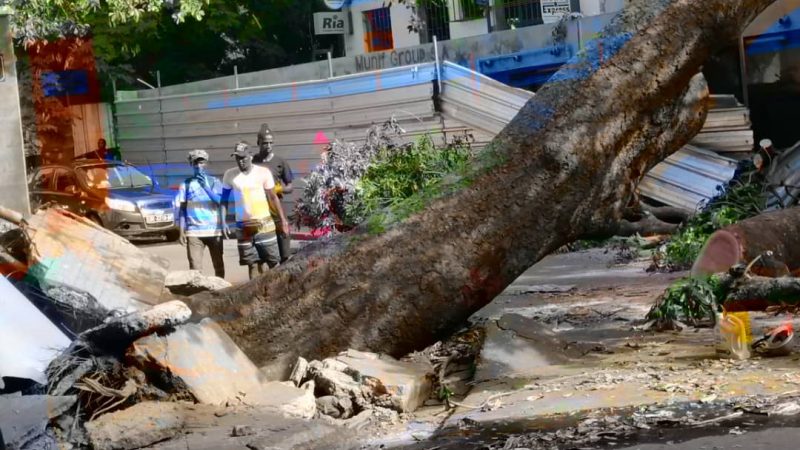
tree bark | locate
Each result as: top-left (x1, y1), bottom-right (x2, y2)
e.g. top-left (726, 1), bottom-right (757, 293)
top-left (722, 275), bottom-right (800, 312)
top-left (692, 207), bottom-right (800, 277)
top-left (616, 217), bottom-right (679, 237)
top-left (188, 0), bottom-right (777, 378)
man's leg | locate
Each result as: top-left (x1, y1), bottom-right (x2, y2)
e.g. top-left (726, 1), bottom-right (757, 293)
top-left (186, 236), bottom-right (205, 271)
top-left (237, 225), bottom-right (260, 279)
top-left (273, 214), bottom-right (291, 263)
top-left (248, 264), bottom-right (259, 280)
top-left (254, 232), bottom-right (281, 269)
top-left (204, 236), bottom-right (225, 279)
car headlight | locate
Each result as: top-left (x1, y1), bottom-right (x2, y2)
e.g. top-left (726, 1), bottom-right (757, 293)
top-left (104, 197), bottom-right (137, 212)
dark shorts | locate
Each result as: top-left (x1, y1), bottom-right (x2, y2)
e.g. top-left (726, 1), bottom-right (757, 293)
top-left (236, 219), bottom-right (280, 268)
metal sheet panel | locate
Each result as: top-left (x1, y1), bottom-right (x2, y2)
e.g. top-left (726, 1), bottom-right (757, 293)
top-left (116, 64), bottom-right (441, 189)
top-left (638, 146), bottom-right (739, 212)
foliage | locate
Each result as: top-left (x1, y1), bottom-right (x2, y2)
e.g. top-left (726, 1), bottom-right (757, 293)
top-left (646, 276), bottom-right (725, 328)
top-left (345, 134), bottom-right (472, 227)
top-left (6, 0), bottom-right (318, 90)
top-left (3, 0), bottom-right (209, 44)
top-left (293, 120), bottom-right (405, 233)
top-left (653, 179), bottom-right (767, 271)
top-left (293, 120), bottom-right (474, 236)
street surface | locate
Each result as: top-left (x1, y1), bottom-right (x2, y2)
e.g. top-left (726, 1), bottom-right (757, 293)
top-left (135, 238), bottom-right (251, 285)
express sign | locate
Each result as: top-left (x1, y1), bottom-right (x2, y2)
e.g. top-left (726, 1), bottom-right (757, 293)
top-left (541, 0), bottom-right (571, 24)
top-left (314, 12), bottom-right (347, 35)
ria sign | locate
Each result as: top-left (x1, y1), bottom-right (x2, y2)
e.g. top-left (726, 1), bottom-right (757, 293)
top-left (314, 12), bottom-right (348, 35)
top-left (324, 0), bottom-right (346, 10)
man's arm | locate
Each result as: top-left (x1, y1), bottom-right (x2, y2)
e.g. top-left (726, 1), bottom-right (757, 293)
top-left (176, 182), bottom-right (188, 245)
top-left (280, 161), bottom-right (294, 194)
top-left (199, 177), bottom-right (223, 205)
top-left (220, 188), bottom-right (232, 238)
top-left (178, 202), bottom-right (188, 245)
top-left (266, 188), bottom-right (289, 236)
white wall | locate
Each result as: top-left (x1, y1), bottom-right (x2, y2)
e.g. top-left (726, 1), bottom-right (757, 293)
top-left (343, 1), bottom-right (421, 56)
top-left (0, 13), bottom-right (31, 215)
top-left (450, 19), bottom-right (488, 40)
top-left (579, 0), bottom-right (625, 16)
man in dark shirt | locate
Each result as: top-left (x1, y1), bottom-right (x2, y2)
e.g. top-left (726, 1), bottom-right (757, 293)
top-left (253, 123), bottom-right (294, 262)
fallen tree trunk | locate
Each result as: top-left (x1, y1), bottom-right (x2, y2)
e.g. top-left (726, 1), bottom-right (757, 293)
top-left (189, 0), bottom-right (776, 378)
top-left (692, 207), bottom-right (800, 277)
top-left (616, 216), bottom-right (679, 237)
top-left (722, 275), bottom-right (800, 312)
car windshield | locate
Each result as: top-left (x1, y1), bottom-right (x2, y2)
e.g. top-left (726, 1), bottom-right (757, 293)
top-left (76, 164), bottom-right (153, 190)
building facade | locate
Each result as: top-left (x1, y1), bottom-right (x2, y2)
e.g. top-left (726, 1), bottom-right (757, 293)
top-left (334, 0), bottom-right (625, 57)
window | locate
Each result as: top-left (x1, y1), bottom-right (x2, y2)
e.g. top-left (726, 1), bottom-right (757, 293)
top-left (424, 1), bottom-right (451, 42)
top-left (77, 164), bottom-right (153, 190)
top-left (30, 168), bottom-right (55, 191)
top-left (363, 7), bottom-right (394, 52)
top-left (500, 0), bottom-right (543, 28)
top-left (458, 0), bottom-right (485, 21)
top-left (54, 169), bottom-right (78, 192)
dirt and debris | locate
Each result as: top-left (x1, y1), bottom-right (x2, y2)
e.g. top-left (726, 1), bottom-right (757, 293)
top-left (84, 401), bottom-right (186, 450)
top-left (0, 393), bottom-right (76, 450)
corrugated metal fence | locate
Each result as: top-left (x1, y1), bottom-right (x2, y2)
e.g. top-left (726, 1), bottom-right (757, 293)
top-left (115, 64), bottom-right (447, 210)
top-left (116, 60), bottom-right (748, 215)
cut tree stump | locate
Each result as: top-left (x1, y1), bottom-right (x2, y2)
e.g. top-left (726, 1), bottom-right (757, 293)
top-left (692, 207), bottom-right (800, 277)
top-left (188, 0), bottom-right (778, 378)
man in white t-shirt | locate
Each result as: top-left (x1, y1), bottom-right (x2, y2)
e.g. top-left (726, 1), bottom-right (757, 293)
top-left (221, 141), bottom-right (290, 280)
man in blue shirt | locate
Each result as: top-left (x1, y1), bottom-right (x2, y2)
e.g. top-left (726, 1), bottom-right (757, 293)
top-left (177, 149), bottom-right (225, 278)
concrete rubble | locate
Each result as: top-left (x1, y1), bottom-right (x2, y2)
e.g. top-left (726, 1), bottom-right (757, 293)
top-left (292, 349), bottom-right (435, 422)
top-left (0, 207), bottom-right (173, 337)
top-left (164, 270), bottom-right (232, 296)
top-left (4, 197), bottom-right (800, 449)
top-left (23, 208), bottom-right (170, 314)
top-left (129, 318), bottom-right (316, 418)
top-left (0, 393), bottom-right (76, 450)
top-left (85, 401), bottom-right (186, 450)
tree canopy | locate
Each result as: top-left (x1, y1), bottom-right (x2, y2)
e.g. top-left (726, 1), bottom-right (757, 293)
top-left (3, 0), bottom-right (327, 88)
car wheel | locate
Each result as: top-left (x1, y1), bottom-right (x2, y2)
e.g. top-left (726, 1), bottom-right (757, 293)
top-left (165, 229), bottom-right (181, 242)
top-left (87, 212), bottom-right (103, 228)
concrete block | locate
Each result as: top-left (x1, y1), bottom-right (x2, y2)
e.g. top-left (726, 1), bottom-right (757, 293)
top-left (335, 351), bottom-right (434, 413)
top-left (129, 319), bottom-right (315, 418)
top-left (165, 270), bottom-right (231, 296)
top-left (82, 300), bottom-right (191, 349)
top-left (85, 401), bottom-right (185, 450)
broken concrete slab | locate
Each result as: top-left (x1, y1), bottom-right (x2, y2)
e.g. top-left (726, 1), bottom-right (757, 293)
top-left (25, 208), bottom-right (169, 314)
top-left (335, 350), bottom-right (434, 413)
top-left (0, 394), bottom-right (76, 450)
top-left (165, 270), bottom-right (231, 296)
top-left (308, 362), bottom-right (367, 409)
top-left (85, 401), bottom-right (185, 450)
top-left (503, 284), bottom-right (576, 295)
top-left (316, 395), bottom-right (354, 419)
top-left (0, 276), bottom-right (70, 385)
top-left (82, 300), bottom-right (191, 350)
top-left (288, 356), bottom-right (309, 387)
top-left (473, 319), bottom-right (573, 383)
top-left (145, 404), bottom-right (348, 450)
top-left (129, 319), bottom-right (316, 418)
